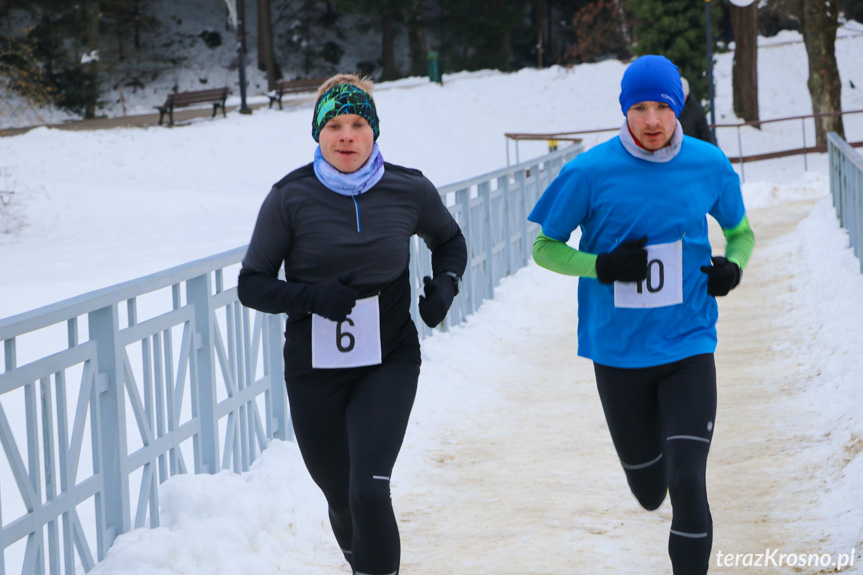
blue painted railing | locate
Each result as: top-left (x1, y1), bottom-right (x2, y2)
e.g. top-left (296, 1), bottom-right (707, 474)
top-left (0, 142), bottom-right (580, 575)
top-left (828, 132), bottom-right (863, 273)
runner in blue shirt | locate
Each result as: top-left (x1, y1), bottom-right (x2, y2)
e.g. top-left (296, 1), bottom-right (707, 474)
top-left (528, 55), bottom-right (755, 575)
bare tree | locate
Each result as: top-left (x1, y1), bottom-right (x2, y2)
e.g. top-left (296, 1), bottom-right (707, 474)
top-left (729, 2), bottom-right (759, 124)
top-left (84, 1), bottom-right (100, 119)
top-left (257, 0), bottom-right (281, 91)
top-left (612, 0), bottom-right (631, 48)
top-left (485, 0), bottom-right (512, 70)
top-left (796, 0), bottom-right (844, 145)
top-left (381, 10), bottom-right (398, 79)
top-left (405, 0), bottom-right (427, 76)
top-left (534, 0), bottom-right (547, 66)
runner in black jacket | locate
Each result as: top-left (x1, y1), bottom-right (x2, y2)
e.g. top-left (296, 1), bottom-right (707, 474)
top-left (679, 77), bottom-right (716, 145)
top-left (238, 74), bottom-right (467, 575)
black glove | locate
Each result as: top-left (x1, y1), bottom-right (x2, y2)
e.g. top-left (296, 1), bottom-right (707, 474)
top-left (308, 274), bottom-right (360, 322)
top-left (595, 237), bottom-right (649, 284)
top-left (418, 275), bottom-right (457, 328)
top-left (700, 256), bottom-right (741, 297)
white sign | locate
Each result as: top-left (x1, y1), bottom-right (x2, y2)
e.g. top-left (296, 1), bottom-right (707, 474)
top-left (614, 240), bottom-right (684, 309)
top-left (311, 295), bottom-right (382, 369)
top-left (727, 0), bottom-right (757, 7)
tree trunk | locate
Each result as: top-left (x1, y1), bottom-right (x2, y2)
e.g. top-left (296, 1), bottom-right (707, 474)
top-left (133, 1), bottom-right (141, 50)
top-left (85, 1), bottom-right (99, 119)
top-left (612, 0), bottom-right (631, 48)
top-left (730, 2), bottom-right (759, 125)
top-left (798, 0), bottom-right (844, 145)
top-left (485, 0), bottom-right (511, 70)
top-left (406, 0), bottom-right (427, 77)
top-left (534, 0), bottom-right (547, 67)
top-left (257, 0), bottom-right (281, 90)
top-left (381, 12), bottom-right (398, 80)
top-left (39, 10), bottom-right (54, 79)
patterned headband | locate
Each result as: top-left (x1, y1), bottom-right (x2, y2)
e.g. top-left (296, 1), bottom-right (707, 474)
top-left (312, 83), bottom-right (380, 142)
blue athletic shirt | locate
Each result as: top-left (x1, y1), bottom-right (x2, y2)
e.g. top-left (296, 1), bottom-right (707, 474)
top-left (528, 136), bottom-right (746, 368)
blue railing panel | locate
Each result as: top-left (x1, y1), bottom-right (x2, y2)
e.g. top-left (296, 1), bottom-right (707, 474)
top-left (828, 132), bottom-right (863, 273)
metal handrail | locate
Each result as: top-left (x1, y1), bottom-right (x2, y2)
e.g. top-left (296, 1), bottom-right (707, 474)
top-left (828, 132), bottom-right (863, 273)
top-left (505, 109), bottom-right (863, 177)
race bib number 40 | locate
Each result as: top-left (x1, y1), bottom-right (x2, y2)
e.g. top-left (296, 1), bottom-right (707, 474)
top-left (311, 295), bottom-right (382, 369)
top-left (614, 240), bottom-right (683, 309)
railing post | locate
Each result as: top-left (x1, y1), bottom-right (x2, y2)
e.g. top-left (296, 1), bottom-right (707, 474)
top-left (857, 164), bottom-right (863, 272)
top-left (828, 132), bottom-right (863, 274)
top-left (265, 313), bottom-right (290, 441)
top-left (478, 181), bottom-right (494, 300)
top-left (829, 136), bottom-right (839, 219)
top-left (186, 274), bottom-right (219, 474)
top-left (87, 304), bottom-right (130, 559)
top-left (498, 174), bottom-right (513, 277)
top-left (852, 152), bottom-right (862, 266)
top-left (514, 170), bottom-right (530, 265)
top-left (455, 186), bottom-right (474, 316)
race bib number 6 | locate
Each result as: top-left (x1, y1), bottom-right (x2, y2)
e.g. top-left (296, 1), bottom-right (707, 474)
top-left (311, 295), bottom-right (382, 368)
top-left (613, 240), bottom-right (683, 309)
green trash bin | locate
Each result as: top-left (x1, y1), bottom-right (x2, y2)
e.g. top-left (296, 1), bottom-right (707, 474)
top-left (427, 51), bottom-right (441, 84)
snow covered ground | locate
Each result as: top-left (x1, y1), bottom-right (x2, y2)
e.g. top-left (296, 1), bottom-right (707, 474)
top-left (1, 23), bottom-right (862, 575)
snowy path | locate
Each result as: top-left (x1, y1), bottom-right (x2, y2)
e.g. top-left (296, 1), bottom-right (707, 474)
top-left (388, 190), bottom-right (860, 574)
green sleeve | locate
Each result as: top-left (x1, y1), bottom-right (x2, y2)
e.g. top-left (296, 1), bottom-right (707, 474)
top-left (532, 231), bottom-right (598, 278)
top-left (723, 215), bottom-right (755, 270)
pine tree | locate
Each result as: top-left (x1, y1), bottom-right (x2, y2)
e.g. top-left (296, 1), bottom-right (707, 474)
top-left (5, 1), bottom-right (101, 116)
top-left (274, 0), bottom-right (345, 77)
top-left (624, 0), bottom-right (719, 103)
top-left (2, 0), bottom-right (157, 118)
top-left (0, 33), bottom-right (56, 111)
top-left (436, 0), bottom-right (529, 72)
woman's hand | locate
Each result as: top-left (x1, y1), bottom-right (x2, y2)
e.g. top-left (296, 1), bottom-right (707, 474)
top-left (418, 275), bottom-right (457, 327)
top-left (309, 274), bottom-right (360, 322)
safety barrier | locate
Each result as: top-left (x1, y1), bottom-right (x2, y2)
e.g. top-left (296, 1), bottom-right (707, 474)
top-left (507, 109), bottom-right (863, 183)
top-left (828, 132), bottom-right (863, 273)
top-left (0, 142), bottom-right (581, 575)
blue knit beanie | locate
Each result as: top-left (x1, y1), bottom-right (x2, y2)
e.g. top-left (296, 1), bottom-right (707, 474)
top-left (619, 55), bottom-right (684, 117)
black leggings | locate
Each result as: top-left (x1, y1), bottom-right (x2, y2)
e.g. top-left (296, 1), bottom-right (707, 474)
top-left (594, 353), bottom-right (717, 575)
top-left (286, 361), bottom-right (419, 575)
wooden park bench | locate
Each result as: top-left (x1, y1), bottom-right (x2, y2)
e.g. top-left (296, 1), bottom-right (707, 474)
top-left (268, 77), bottom-right (327, 110)
top-left (155, 87), bottom-right (229, 126)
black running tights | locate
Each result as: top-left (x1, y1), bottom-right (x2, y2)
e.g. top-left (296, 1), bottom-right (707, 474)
top-left (594, 353), bottom-right (717, 575)
top-left (286, 361), bottom-right (419, 575)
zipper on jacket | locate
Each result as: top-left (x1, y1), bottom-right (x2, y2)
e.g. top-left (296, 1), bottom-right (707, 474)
top-left (353, 195), bottom-right (362, 233)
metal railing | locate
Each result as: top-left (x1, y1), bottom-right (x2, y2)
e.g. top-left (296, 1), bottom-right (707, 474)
top-left (828, 132), bottom-right (863, 273)
top-left (0, 248), bottom-right (289, 575)
top-left (506, 109), bottom-right (863, 182)
top-left (0, 142), bottom-right (581, 575)
top-left (712, 109), bottom-right (863, 181)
